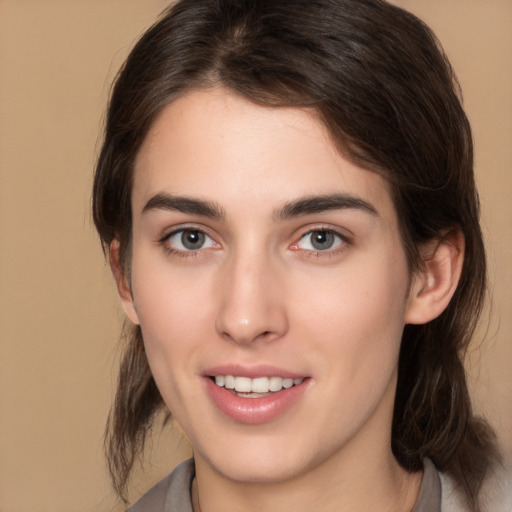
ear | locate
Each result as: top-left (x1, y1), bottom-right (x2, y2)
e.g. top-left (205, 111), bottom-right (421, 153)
top-left (405, 231), bottom-right (464, 325)
top-left (109, 240), bottom-right (140, 325)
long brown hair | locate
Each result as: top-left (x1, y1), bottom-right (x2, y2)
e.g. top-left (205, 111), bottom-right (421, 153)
top-left (93, 0), bottom-right (500, 508)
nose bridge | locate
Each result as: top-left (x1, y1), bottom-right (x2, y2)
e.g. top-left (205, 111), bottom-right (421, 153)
top-left (215, 241), bottom-right (287, 345)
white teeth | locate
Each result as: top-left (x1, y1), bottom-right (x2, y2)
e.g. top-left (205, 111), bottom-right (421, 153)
top-left (282, 378), bottom-right (294, 389)
top-left (234, 376), bottom-right (252, 393)
top-left (251, 377), bottom-right (269, 393)
top-left (213, 375), bottom-right (304, 393)
top-left (269, 376), bottom-right (283, 391)
top-left (224, 375), bottom-right (235, 389)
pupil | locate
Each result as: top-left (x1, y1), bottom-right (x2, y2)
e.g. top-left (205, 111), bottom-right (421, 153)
top-left (182, 230), bottom-right (205, 250)
top-left (312, 231), bottom-right (334, 250)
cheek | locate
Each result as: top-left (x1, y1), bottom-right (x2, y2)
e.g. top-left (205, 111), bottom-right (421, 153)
top-left (131, 243), bottom-right (212, 327)
top-left (132, 272), bottom-right (216, 422)
top-left (129, 253), bottom-right (216, 383)
top-left (292, 252), bottom-right (409, 387)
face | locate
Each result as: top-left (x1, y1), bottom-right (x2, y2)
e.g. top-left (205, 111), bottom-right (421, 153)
top-left (121, 88), bottom-right (420, 484)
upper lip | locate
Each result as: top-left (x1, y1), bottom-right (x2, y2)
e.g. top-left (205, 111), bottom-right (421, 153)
top-left (204, 364), bottom-right (306, 380)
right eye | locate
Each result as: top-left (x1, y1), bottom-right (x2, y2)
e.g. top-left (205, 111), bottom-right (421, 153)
top-left (164, 229), bottom-right (217, 253)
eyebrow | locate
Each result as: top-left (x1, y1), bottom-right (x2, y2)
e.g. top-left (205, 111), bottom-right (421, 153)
top-left (142, 193), bottom-right (225, 219)
top-left (276, 193), bottom-right (379, 220)
top-left (141, 192), bottom-right (378, 221)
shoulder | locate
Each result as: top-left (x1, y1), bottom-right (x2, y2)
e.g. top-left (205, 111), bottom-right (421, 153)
top-left (126, 458), bottom-right (195, 512)
top-left (439, 460), bottom-right (512, 512)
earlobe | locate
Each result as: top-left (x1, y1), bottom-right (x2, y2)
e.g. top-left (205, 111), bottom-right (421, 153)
top-left (405, 231), bottom-right (464, 325)
top-left (109, 240), bottom-right (140, 325)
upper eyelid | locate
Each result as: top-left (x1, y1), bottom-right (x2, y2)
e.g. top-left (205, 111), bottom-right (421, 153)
top-left (293, 224), bottom-right (353, 241)
top-left (159, 224), bottom-right (215, 241)
top-left (302, 226), bottom-right (349, 237)
top-left (300, 229), bottom-right (347, 241)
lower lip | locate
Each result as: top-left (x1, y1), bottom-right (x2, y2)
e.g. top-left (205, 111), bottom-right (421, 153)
top-left (204, 378), bottom-right (309, 424)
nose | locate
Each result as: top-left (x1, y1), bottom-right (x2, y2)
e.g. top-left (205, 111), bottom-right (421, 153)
top-left (215, 250), bottom-right (289, 346)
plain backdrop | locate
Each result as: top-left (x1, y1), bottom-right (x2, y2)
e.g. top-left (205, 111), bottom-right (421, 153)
top-left (0, 1), bottom-right (510, 510)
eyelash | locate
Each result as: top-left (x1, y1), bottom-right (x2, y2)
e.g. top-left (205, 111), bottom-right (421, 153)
top-left (291, 227), bottom-right (351, 258)
top-left (159, 227), bottom-right (218, 258)
top-left (158, 226), bottom-right (351, 259)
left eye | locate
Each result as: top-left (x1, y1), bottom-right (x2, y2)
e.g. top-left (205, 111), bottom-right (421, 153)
top-left (296, 230), bottom-right (344, 251)
top-left (166, 229), bottom-right (217, 251)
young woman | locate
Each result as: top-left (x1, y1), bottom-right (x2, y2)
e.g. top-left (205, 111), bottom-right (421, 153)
top-left (93, 1), bottom-right (504, 510)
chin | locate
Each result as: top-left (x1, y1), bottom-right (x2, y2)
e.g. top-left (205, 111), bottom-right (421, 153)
top-left (207, 453), bottom-right (310, 484)
top-left (192, 428), bottom-right (334, 485)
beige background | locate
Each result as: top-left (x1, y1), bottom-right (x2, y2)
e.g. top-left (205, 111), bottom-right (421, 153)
top-left (0, 1), bottom-right (510, 511)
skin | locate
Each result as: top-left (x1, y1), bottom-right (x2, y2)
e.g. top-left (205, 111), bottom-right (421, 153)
top-left (112, 88), bottom-right (464, 512)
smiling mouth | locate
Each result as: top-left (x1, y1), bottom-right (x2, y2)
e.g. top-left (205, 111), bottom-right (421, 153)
top-left (211, 375), bottom-right (304, 398)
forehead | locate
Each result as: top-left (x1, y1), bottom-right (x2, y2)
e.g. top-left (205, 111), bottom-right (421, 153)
top-left (132, 88), bottom-right (396, 219)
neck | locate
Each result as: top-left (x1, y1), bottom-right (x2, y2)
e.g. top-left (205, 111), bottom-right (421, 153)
top-left (192, 444), bottom-right (422, 512)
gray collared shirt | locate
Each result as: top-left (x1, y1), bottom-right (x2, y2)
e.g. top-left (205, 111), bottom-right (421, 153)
top-left (127, 458), bottom-right (442, 512)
